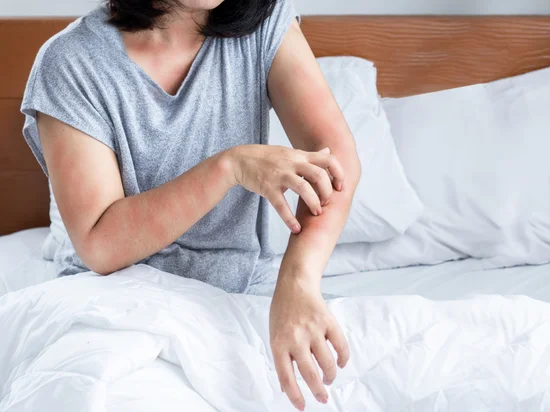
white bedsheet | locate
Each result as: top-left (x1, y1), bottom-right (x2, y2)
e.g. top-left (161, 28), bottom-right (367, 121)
top-left (2, 264), bottom-right (550, 411)
top-left (3, 230), bottom-right (550, 410)
top-left (105, 358), bottom-right (213, 412)
top-left (322, 259), bottom-right (550, 301)
top-left (0, 228), bottom-right (56, 296)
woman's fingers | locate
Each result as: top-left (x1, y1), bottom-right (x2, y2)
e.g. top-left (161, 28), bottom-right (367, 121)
top-left (268, 192), bottom-right (302, 234)
top-left (285, 174), bottom-right (323, 217)
top-left (307, 151), bottom-right (346, 192)
top-left (311, 338), bottom-right (337, 385)
top-left (326, 321), bottom-right (350, 369)
top-left (295, 163), bottom-right (333, 206)
top-left (274, 351), bottom-right (306, 411)
top-left (263, 147), bottom-right (346, 222)
top-left (294, 351), bottom-right (329, 404)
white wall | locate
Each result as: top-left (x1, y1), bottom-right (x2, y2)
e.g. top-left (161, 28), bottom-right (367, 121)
top-left (1, 0), bottom-right (549, 16)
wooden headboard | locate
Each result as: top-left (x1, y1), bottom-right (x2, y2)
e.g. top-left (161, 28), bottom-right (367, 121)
top-left (1, 16), bottom-right (550, 235)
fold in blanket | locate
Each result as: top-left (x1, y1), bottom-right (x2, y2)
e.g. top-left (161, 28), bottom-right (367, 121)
top-left (1, 264), bottom-right (550, 411)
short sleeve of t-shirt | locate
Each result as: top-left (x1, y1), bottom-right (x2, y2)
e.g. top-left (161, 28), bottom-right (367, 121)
top-left (21, 30), bottom-right (116, 176)
top-left (260, 0), bottom-right (301, 79)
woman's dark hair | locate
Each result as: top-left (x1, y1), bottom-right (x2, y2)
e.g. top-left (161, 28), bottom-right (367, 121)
top-left (107, 0), bottom-right (277, 37)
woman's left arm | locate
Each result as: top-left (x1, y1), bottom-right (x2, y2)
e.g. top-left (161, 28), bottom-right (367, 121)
top-left (267, 21), bottom-right (362, 410)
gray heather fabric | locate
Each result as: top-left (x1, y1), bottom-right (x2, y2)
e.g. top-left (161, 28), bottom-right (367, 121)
top-left (21, 0), bottom-right (298, 294)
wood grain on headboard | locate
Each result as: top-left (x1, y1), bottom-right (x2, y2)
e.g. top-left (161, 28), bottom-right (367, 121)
top-left (1, 16), bottom-right (550, 235)
top-left (302, 16), bottom-right (550, 97)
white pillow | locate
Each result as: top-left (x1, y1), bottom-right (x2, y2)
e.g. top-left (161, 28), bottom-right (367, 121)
top-left (268, 56), bottom-right (423, 255)
top-left (42, 182), bottom-right (66, 261)
top-left (348, 67), bottom-right (550, 271)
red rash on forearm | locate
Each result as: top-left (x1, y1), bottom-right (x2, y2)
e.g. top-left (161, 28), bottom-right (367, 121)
top-left (279, 151), bottom-right (361, 279)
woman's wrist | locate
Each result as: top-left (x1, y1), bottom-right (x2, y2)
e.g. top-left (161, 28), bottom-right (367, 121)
top-left (276, 267), bottom-right (322, 296)
top-left (282, 235), bottom-right (328, 275)
top-left (278, 254), bottom-right (323, 289)
top-left (218, 147), bottom-right (240, 188)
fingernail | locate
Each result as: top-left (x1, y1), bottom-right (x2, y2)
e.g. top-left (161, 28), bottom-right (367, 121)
top-left (281, 385), bottom-right (285, 393)
top-left (296, 403), bottom-right (305, 411)
top-left (323, 377), bottom-right (333, 386)
top-left (317, 208), bottom-right (323, 216)
top-left (318, 395), bottom-right (329, 404)
top-left (291, 224), bottom-right (301, 234)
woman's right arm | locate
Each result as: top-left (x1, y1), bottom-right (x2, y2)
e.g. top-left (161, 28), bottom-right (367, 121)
top-left (39, 113), bottom-right (237, 275)
top-left (39, 113), bottom-right (343, 275)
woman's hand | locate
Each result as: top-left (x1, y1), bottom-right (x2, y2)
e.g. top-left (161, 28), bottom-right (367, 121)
top-left (227, 145), bottom-right (345, 234)
top-left (270, 275), bottom-right (350, 411)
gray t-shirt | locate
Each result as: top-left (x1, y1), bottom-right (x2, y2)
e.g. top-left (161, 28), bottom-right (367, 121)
top-left (22, 0), bottom-right (298, 293)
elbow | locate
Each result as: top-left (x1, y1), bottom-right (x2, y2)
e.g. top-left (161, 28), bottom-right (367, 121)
top-left (347, 152), bottom-right (362, 188)
top-left (90, 265), bottom-right (115, 277)
top-left (76, 235), bottom-right (119, 276)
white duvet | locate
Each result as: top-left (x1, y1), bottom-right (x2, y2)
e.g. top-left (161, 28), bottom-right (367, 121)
top-left (2, 265), bottom-right (550, 411)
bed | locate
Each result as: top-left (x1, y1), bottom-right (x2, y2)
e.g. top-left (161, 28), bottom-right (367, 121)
top-left (2, 15), bottom-right (550, 412)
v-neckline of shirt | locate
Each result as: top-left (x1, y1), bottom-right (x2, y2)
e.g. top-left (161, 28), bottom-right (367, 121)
top-left (111, 20), bottom-right (211, 100)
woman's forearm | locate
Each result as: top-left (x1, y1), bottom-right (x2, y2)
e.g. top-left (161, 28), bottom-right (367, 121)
top-left (278, 150), bottom-right (361, 284)
top-left (82, 151), bottom-right (234, 274)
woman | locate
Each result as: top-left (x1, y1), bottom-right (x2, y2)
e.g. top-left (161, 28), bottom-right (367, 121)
top-left (22, 0), bottom-right (361, 409)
